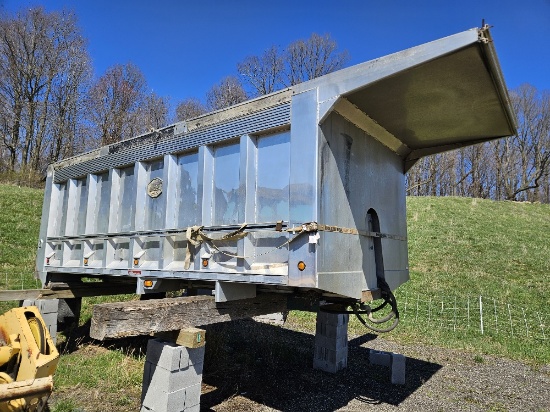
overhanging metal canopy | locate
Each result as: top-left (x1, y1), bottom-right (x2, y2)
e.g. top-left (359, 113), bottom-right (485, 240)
top-left (300, 26), bottom-right (517, 171)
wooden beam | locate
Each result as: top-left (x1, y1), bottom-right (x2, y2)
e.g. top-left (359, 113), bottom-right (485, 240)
top-left (0, 282), bottom-right (136, 302)
top-left (0, 289), bottom-right (49, 302)
top-left (90, 293), bottom-right (287, 340)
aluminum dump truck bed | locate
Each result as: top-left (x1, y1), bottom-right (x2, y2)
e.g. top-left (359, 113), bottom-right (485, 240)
top-left (36, 26), bottom-right (516, 302)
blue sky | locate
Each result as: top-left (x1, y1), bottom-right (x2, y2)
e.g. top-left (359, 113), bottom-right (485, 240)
top-left (1, 0), bottom-right (549, 108)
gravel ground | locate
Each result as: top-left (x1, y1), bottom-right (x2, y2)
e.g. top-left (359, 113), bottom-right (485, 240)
top-left (199, 320), bottom-right (550, 412)
top-left (47, 318), bottom-right (550, 412)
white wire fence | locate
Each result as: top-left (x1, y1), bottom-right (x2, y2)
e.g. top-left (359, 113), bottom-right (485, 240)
top-left (395, 291), bottom-right (548, 342)
top-left (1, 270), bottom-right (41, 291)
top-left (1, 270), bottom-right (547, 344)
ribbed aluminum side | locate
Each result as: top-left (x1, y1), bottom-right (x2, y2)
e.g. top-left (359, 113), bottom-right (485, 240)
top-left (53, 103), bottom-right (291, 183)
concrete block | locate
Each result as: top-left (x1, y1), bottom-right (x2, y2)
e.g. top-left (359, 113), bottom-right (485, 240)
top-left (313, 356), bottom-right (347, 373)
top-left (143, 361), bottom-right (203, 393)
top-left (183, 405), bottom-right (200, 412)
top-left (182, 383), bottom-right (201, 408)
top-left (314, 345), bottom-right (348, 366)
top-left (314, 309), bottom-right (349, 374)
top-left (315, 322), bottom-right (348, 339)
top-left (316, 311), bottom-right (348, 326)
top-left (146, 339), bottom-right (182, 372)
top-left (47, 324), bottom-right (58, 344)
top-left (370, 350), bottom-right (392, 367)
top-left (142, 383), bottom-right (201, 412)
top-left (185, 345), bottom-right (205, 368)
top-left (142, 339), bottom-right (205, 411)
top-left (314, 334), bottom-right (348, 351)
top-left (391, 353), bottom-right (406, 385)
top-left (41, 312), bottom-right (58, 328)
top-left (38, 299), bottom-right (59, 314)
top-left (23, 299), bottom-right (59, 315)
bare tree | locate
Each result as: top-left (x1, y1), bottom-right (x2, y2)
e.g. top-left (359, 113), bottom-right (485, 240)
top-left (237, 33), bottom-right (349, 96)
top-left (86, 63), bottom-right (147, 146)
top-left (504, 85), bottom-right (550, 201)
top-left (0, 7), bottom-right (90, 175)
top-left (206, 76), bottom-right (248, 111)
top-left (285, 33), bottom-right (349, 86)
top-left (175, 98), bottom-right (207, 121)
top-left (132, 92), bottom-right (169, 134)
top-left (407, 84), bottom-right (550, 203)
top-left (237, 46), bottom-right (284, 96)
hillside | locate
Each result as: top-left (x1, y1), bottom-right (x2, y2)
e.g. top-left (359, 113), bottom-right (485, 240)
top-left (0, 184), bottom-right (43, 294)
top-left (0, 184), bottom-right (548, 360)
top-left (1, 184), bottom-right (549, 411)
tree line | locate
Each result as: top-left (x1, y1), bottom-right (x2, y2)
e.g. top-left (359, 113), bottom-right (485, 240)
top-left (1, 7), bottom-right (548, 203)
top-left (0, 7), bottom-right (348, 186)
top-left (407, 85), bottom-right (550, 203)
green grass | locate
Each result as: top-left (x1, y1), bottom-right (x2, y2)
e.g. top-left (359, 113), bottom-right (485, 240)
top-left (405, 196), bottom-right (549, 304)
top-left (0, 184), bottom-right (43, 312)
top-left (0, 184), bottom-right (43, 288)
top-left (395, 196), bottom-right (550, 364)
top-left (1, 185), bottom-right (549, 365)
top-left (289, 197), bottom-right (550, 364)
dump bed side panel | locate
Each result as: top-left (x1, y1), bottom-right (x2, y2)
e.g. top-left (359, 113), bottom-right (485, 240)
top-left (317, 112), bottom-right (409, 298)
top-left (36, 101), bottom-right (294, 287)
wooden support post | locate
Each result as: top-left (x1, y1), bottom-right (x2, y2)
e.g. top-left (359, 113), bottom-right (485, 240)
top-left (90, 293), bottom-right (287, 340)
top-left (155, 327), bottom-right (206, 348)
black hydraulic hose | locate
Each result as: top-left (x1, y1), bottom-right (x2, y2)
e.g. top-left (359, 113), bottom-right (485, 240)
top-left (353, 289), bottom-right (400, 332)
top-left (319, 289), bottom-right (400, 333)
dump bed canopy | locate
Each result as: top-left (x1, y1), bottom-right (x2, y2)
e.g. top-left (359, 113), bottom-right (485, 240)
top-left (298, 25), bottom-right (517, 170)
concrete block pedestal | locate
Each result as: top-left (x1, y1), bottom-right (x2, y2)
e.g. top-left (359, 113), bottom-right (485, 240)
top-left (141, 338), bottom-right (205, 412)
top-left (313, 311), bottom-right (349, 373)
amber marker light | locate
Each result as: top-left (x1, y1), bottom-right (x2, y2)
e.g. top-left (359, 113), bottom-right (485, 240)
top-left (202, 258), bottom-right (209, 267)
top-left (143, 279), bottom-right (154, 288)
top-left (133, 258), bottom-right (139, 266)
top-left (83, 258), bottom-right (89, 266)
top-left (297, 261), bottom-right (306, 271)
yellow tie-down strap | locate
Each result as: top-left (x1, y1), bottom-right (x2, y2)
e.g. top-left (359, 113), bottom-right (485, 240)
top-left (287, 222), bottom-right (406, 241)
top-left (311, 223), bottom-right (407, 242)
top-left (183, 221), bottom-right (407, 268)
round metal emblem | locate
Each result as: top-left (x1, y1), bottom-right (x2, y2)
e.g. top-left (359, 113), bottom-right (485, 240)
top-left (147, 177), bottom-right (163, 198)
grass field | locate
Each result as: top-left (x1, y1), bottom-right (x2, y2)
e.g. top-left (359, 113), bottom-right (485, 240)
top-left (0, 184), bottom-right (549, 410)
top-left (0, 184), bottom-right (43, 293)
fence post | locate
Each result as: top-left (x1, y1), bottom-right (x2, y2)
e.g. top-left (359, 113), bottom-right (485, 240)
top-left (479, 295), bottom-right (484, 335)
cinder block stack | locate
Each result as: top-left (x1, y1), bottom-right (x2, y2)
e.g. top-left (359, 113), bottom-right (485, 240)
top-left (141, 339), bottom-right (204, 412)
top-left (313, 311), bottom-right (349, 373)
top-left (369, 349), bottom-right (406, 385)
top-left (22, 298), bottom-right (59, 344)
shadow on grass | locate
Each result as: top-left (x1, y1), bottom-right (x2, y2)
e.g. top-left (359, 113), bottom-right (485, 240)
top-left (199, 319), bottom-right (442, 411)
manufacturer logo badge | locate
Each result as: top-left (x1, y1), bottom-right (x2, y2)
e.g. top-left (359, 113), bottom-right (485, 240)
top-left (147, 177), bottom-right (163, 198)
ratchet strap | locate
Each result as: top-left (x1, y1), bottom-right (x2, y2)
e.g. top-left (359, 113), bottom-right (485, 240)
top-left (184, 221), bottom-right (406, 269)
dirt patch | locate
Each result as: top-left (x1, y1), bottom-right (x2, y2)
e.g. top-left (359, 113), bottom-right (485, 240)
top-left (199, 320), bottom-right (549, 411)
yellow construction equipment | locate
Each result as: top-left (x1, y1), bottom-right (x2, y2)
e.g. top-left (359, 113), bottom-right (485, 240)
top-left (0, 307), bottom-right (59, 412)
